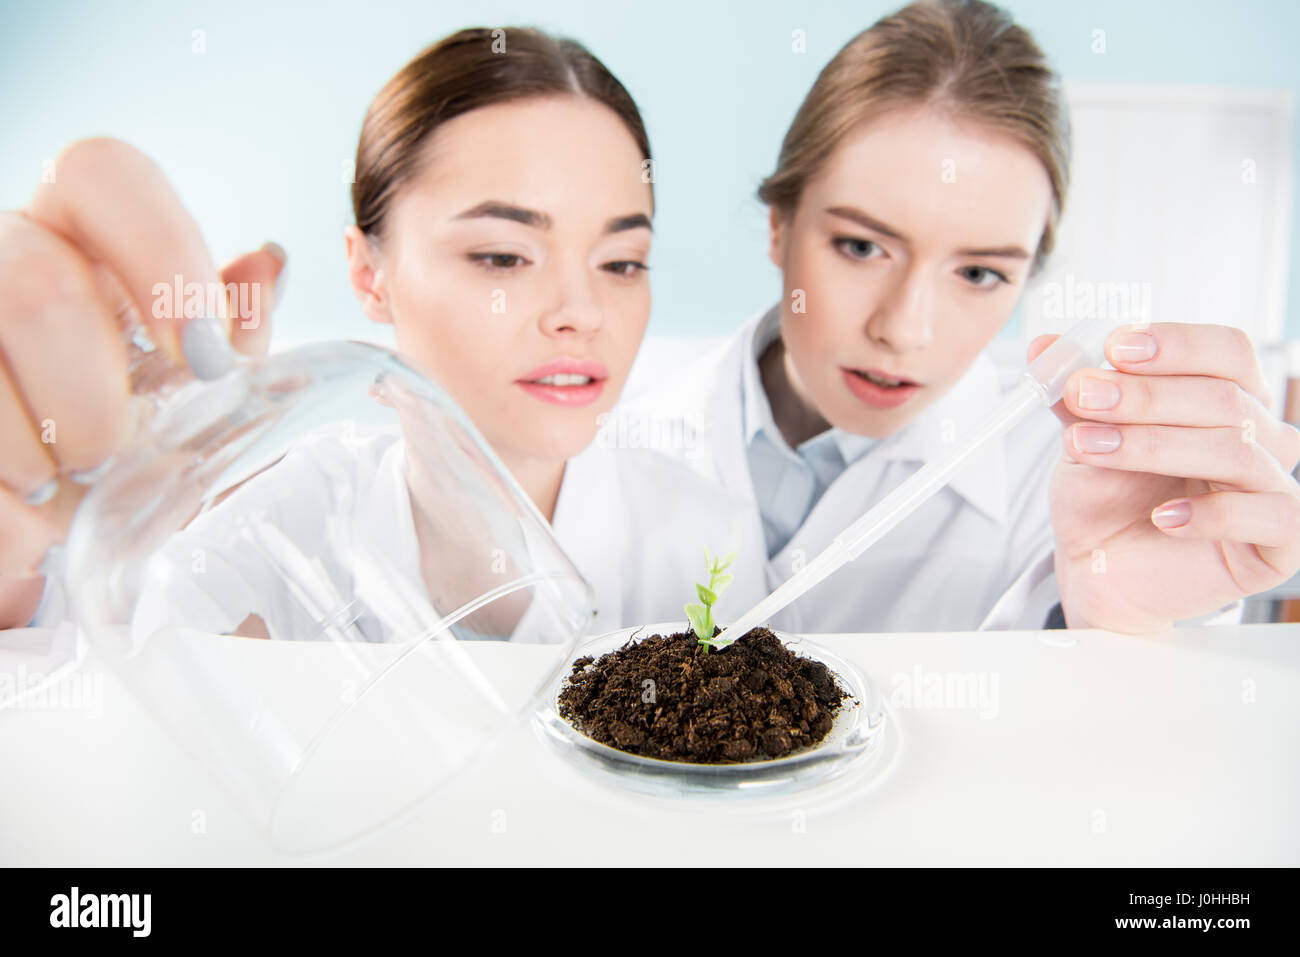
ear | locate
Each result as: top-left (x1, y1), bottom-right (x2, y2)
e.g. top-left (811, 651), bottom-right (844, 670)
top-left (767, 205), bottom-right (787, 270)
top-left (344, 225), bottom-right (394, 325)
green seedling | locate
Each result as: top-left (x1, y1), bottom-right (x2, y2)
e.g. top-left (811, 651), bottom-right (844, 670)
top-left (684, 548), bottom-right (737, 650)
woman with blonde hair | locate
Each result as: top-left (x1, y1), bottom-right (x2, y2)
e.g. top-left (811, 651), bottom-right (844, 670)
top-left (621, 0), bottom-right (1300, 634)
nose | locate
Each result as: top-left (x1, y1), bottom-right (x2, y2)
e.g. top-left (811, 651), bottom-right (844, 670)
top-left (864, 263), bottom-right (934, 352)
top-left (538, 258), bottom-right (603, 339)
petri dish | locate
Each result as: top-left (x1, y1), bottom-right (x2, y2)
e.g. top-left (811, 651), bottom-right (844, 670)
top-left (532, 622), bottom-right (888, 801)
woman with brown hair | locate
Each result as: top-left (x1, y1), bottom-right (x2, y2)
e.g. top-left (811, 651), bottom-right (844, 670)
top-left (0, 26), bottom-right (664, 633)
top-left (626, 0), bottom-right (1300, 634)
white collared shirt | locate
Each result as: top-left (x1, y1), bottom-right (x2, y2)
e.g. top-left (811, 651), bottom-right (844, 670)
top-left (742, 306), bottom-right (879, 557)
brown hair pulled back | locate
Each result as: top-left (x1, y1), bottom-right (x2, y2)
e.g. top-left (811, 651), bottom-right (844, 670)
top-left (353, 27), bottom-right (652, 242)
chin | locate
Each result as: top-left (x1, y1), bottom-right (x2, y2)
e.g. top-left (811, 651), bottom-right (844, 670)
top-left (514, 418), bottom-right (601, 462)
top-left (827, 394), bottom-right (916, 439)
top-left (839, 417), bottom-right (904, 441)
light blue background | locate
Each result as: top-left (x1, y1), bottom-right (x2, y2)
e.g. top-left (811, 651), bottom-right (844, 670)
top-left (2, 0), bottom-right (1298, 342)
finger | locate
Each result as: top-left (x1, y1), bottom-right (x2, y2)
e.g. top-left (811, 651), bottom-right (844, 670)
top-left (1064, 422), bottom-right (1300, 494)
top-left (88, 260), bottom-right (144, 336)
top-left (0, 360), bottom-right (58, 499)
top-left (1149, 489), bottom-right (1300, 570)
top-left (1105, 322), bottom-right (1272, 408)
top-left (0, 484), bottom-right (61, 577)
top-left (0, 211), bottom-right (130, 474)
top-left (1060, 369), bottom-right (1300, 473)
top-left (219, 242), bottom-right (285, 357)
top-left (1026, 333), bottom-right (1084, 429)
top-left (1026, 334), bottom-right (1058, 364)
top-left (23, 137), bottom-right (233, 374)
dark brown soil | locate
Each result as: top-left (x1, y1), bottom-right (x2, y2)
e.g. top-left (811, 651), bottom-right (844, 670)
top-left (557, 627), bottom-right (851, 764)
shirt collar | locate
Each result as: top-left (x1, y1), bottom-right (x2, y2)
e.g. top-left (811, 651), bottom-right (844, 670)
top-left (739, 304), bottom-right (1008, 525)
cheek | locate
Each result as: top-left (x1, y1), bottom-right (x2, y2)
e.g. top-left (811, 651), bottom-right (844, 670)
top-left (781, 241), bottom-right (861, 361)
top-left (935, 288), bottom-right (1013, 357)
top-left (600, 285), bottom-right (651, 380)
top-left (388, 265), bottom-right (512, 410)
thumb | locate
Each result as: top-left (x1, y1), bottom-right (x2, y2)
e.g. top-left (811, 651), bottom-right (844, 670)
top-left (1025, 333), bottom-right (1083, 429)
top-left (219, 242), bottom-right (286, 357)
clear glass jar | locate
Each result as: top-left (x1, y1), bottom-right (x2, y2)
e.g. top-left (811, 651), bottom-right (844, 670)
top-left (60, 340), bottom-right (591, 852)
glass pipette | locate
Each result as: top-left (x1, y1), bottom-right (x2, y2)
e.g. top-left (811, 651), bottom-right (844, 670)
top-left (711, 314), bottom-right (1125, 647)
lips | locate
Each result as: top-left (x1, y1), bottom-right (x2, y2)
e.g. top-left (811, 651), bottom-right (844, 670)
top-left (516, 357), bottom-right (610, 408)
top-left (848, 366), bottom-right (919, 387)
top-left (841, 366), bottom-right (922, 409)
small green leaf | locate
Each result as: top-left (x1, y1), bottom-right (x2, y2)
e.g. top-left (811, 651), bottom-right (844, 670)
top-left (688, 548), bottom-right (741, 645)
top-left (684, 602), bottom-right (710, 642)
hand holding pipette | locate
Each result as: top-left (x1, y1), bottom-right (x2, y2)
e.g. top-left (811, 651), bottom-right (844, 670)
top-left (712, 313), bottom-right (1125, 647)
top-left (716, 316), bottom-right (1300, 642)
top-left (1026, 321), bottom-right (1300, 633)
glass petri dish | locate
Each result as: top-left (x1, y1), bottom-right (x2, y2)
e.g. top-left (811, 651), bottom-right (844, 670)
top-left (61, 339), bottom-right (592, 853)
top-left (532, 622), bottom-right (888, 801)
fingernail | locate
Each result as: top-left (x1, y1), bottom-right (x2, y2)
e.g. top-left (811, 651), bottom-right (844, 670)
top-left (66, 457), bottom-right (116, 485)
top-left (1077, 376), bottom-right (1120, 410)
top-left (1152, 500), bottom-right (1191, 528)
top-left (181, 316), bottom-right (237, 380)
top-left (1073, 423), bottom-right (1122, 453)
top-left (261, 241), bottom-right (288, 309)
top-left (1111, 331), bottom-right (1157, 363)
top-left (22, 478), bottom-right (58, 507)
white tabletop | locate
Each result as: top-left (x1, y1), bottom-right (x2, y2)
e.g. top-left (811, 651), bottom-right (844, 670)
top-left (1, 622), bottom-right (1297, 866)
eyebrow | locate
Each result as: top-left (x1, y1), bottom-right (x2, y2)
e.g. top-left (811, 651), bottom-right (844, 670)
top-left (825, 205), bottom-right (1030, 260)
top-left (954, 244), bottom-right (1031, 260)
top-left (453, 201), bottom-right (652, 234)
top-left (604, 213), bottom-right (654, 234)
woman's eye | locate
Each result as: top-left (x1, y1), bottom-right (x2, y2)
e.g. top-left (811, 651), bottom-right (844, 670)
top-left (958, 265), bottom-right (1008, 289)
top-left (833, 237), bottom-right (883, 261)
top-left (469, 252), bottom-right (529, 272)
top-left (602, 260), bottom-right (649, 278)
